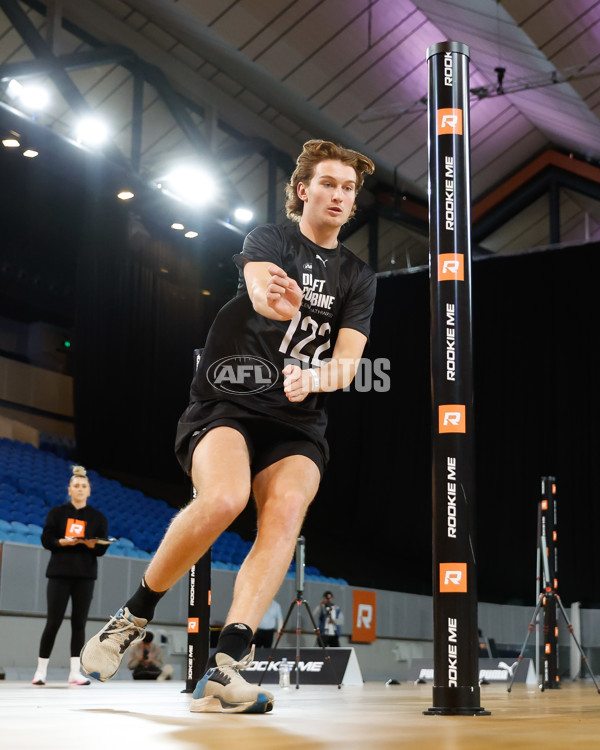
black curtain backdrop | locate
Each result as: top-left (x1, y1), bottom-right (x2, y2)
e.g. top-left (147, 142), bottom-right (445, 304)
top-left (73, 199), bottom-right (235, 492)
top-left (72, 213), bottom-right (599, 606)
top-left (311, 243), bottom-right (598, 607)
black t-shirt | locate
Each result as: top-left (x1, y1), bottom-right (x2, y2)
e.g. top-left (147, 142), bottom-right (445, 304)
top-left (189, 223), bottom-right (377, 441)
top-left (41, 502), bottom-right (109, 579)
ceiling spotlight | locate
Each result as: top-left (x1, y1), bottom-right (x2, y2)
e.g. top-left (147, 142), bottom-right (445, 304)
top-left (8, 79), bottom-right (50, 110)
top-left (164, 167), bottom-right (217, 205)
top-left (19, 84), bottom-right (49, 111)
top-left (75, 117), bottom-right (109, 145)
top-left (22, 149), bottom-right (39, 158)
top-left (117, 190), bottom-right (134, 200)
top-left (234, 207), bottom-right (254, 224)
top-left (2, 138), bottom-right (20, 148)
top-left (171, 222), bottom-right (184, 230)
top-left (184, 230), bottom-right (199, 239)
top-left (7, 79), bottom-right (22, 98)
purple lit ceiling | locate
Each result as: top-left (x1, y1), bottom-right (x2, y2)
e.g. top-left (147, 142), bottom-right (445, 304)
top-left (0, 0), bottom-right (599, 268)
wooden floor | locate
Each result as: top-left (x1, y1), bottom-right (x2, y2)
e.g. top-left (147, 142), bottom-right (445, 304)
top-left (3, 678), bottom-right (600, 749)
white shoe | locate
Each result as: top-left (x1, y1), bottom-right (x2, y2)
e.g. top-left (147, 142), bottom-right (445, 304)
top-left (190, 646), bottom-right (274, 714)
top-left (68, 673), bottom-right (91, 686)
top-left (157, 664), bottom-right (174, 681)
top-left (31, 671), bottom-right (46, 686)
top-left (80, 606), bottom-right (147, 682)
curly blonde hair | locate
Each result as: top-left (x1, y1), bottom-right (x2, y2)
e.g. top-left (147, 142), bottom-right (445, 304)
top-left (285, 140), bottom-right (375, 223)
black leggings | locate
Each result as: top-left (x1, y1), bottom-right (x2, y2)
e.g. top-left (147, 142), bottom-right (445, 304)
top-left (39, 578), bottom-right (95, 658)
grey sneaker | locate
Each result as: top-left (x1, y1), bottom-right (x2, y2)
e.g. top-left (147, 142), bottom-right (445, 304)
top-left (80, 606), bottom-right (147, 681)
top-left (190, 646), bottom-right (275, 714)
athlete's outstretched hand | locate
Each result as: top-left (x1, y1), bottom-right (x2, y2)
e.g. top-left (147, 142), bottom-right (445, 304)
top-left (265, 265), bottom-right (303, 319)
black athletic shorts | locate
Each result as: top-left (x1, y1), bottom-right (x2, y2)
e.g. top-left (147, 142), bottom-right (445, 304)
top-left (174, 400), bottom-right (328, 478)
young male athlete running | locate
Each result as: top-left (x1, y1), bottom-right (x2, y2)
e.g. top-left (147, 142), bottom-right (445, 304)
top-left (81, 139), bottom-right (376, 714)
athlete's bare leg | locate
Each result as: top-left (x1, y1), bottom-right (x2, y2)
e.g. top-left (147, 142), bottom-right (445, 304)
top-left (224, 454), bottom-right (321, 631)
top-left (144, 426), bottom-right (251, 592)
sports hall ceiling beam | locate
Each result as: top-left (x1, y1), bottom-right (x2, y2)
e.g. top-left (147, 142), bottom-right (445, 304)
top-left (0, 0), bottom-right (130, 170)
top-left (16, 0), bottom-right (301, 212)
top-left (0, 0), bottom-right (91, 113)
top-left (20, 0), bottom-right (296, 181)
top-left (2, 0), bottom-right (249, 211)
top-left (25, 0), bottom-right (304, 164)
top-left (0, 46), bottom-right (135, 81)
top-left (131, 64), bottom-right (144, 173)
top-left (122, 0), bottom-right (407, 193)
top-left (141, 62), bottom-right (245, 208)
top-left (472, 165), bottom-right (600, 243)
top-left (215, 137), bottom-right (295, 176)
top-left (376, 199), bottom-right (429, 236)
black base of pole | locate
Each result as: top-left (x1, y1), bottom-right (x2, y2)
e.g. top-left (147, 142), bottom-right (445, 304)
top-left (182, 680), bottom-right (195, 693)
top-left (423, 706), bottom-right (491, 716)
top-left (423, 686), bottom-right (490, 716)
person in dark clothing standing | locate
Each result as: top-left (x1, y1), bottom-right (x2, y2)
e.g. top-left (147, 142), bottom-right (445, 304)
top-left (313, 591), bottom-right (344, 647)
top-left (32, 465), bottom-right (108, 686)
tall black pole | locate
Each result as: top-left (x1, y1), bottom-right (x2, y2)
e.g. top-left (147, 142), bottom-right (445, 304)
top-left (183, 348), bottom-right (212, 693)
top-left (424, 41), bottom-right (489, 716)
top-left (540, 476), bottom-right (560, 689)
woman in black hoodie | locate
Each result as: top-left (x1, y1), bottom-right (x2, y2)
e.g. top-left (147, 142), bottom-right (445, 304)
top-left (32, 465), bottom-right (108, 685)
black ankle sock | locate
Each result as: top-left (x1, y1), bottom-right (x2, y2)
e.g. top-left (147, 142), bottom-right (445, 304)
top-left (208, 623), bottom-right (253, 668)
top-left (124, 578), bottom-right (167, 622)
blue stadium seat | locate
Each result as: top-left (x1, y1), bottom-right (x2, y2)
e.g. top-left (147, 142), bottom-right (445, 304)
top-left (0, 483), bottom-right (17, 497)
top-left (0, 471), bottom-right (18, 487)
top-left (117, 537), bottom-right (135, 548)
top-left (5, 532), bottom-right (33, 544)
top-left (0, 436), bottom-right (337, 581)
top-left (10, 520), bottom-right (30, 533)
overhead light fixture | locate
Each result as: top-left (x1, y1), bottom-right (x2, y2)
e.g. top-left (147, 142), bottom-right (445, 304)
top-left (164, 167), bottom-right (217, 205)
top-left (7, 79), bottom-right (22, 98)
top-left (7, 79), bottom-right (50, 110)
top-left (234, 207), bottom-right (254, 224)
top-left (170, 222), bottom-right (184, 230)
top-left (117, 190), bottom-right (134, 200)
top-left (22, 149), bottom-right (39, 158)
top-left (75, 117), bottom-right (109, 145)
top-left (2, 138), bottom-right (20, 148)
top-left (20, 85), bottom-right (49, 111)
top-left (184, 230), bottom-right (199, 239)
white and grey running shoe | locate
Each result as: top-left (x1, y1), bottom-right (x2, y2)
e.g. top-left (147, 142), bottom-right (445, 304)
top-left (80, 606), bottom-right (147, 682)
top-left (191, 646), bottom-right (275, 714)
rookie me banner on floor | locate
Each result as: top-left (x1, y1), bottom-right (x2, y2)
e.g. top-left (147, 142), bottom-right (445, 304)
top-left (242, 647), bottom-right (364, 685)
top-left (408, 658), bottom-right (536, 685)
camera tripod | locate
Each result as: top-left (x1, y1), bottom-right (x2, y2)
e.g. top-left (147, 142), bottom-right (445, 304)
top-left (507, 528), bottom-right (600, 694)
top-left (507, 589), bottom-right (600, 693)
top-left (257, 537), bottom-right (341, 689)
